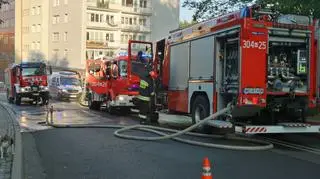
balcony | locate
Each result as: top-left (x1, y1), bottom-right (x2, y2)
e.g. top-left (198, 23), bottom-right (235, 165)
top-left (87, 21), bottom-right (120, 30)
top-left (119, 24), bottom-right (151, 33)
top-left (121, 5), bottom-right (152, 15)
top-left (86, 40), bottom-right (118, 49)
top-left (120, 24), bottom-right (140, 31)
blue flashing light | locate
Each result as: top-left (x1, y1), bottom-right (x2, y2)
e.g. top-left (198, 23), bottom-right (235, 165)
top-left (116, 51), bottom-right (152, 58)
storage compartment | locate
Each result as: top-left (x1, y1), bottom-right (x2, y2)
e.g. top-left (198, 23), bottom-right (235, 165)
top-left (190, 36), bottom-right (214, 80)
top-left (169, 42), bottom-right (189, 90)
top-left (267, 37), bottom-right (309, 93)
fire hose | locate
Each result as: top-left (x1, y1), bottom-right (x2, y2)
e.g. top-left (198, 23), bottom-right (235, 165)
top-left (47, 101), bottom-right (274, 151)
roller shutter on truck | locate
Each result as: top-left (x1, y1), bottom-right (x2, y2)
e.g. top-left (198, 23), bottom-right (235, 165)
top-left (169, 42), bottom-right (189, 90)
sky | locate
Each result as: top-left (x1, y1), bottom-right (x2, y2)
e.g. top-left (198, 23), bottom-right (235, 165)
top-left (179, 1), bottom-right (195, 22)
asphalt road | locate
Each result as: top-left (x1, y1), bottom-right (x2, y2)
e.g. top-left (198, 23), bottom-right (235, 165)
top-left (1, 94), bottom-right (320, 179)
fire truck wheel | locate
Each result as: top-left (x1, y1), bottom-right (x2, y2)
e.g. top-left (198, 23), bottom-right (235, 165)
top-left (191, 95), bottom-right (211, 134)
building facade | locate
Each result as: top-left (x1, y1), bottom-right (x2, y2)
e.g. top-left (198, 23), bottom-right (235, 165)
top-left (5, 0), bottom-right (179, 71)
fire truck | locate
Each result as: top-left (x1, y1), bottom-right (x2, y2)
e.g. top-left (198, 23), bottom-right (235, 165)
top-left (151, 5), bottom-right (320, 134)
top-left (86, 40), bottom-right (152, 113)
top-left (4, 62), bottom-right (50, 105)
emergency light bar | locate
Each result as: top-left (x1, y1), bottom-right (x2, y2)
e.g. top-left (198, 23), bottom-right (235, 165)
top-left (116, 51), bottom-right (152, 58)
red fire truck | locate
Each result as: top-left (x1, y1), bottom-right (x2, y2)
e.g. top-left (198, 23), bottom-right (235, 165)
top-left (86, 40), bottom-right (152, 113)
top-left (152, 5), bottom-right (320, 134)
top-left (4, 62), bottom-right (50, 105)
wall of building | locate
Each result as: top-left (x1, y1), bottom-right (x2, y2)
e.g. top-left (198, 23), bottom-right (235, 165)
top-left (150, 0), bottom-right (180, 41)
top-left (10, 0), bottom-right (180, 71)
top-left (0, 0), bottom-right (15, 33)
top-left (48, 0), bottom-right (85, 70)
top-left (0, 33), bottom-right (14, 81)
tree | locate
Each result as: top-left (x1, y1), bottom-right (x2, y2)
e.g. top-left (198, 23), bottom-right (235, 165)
top-left (0, 0), bottom-right (9, 24)
top-left (179, 20), bottom-right (198, 28)
top-left (182, 0), bottom-right (320, 21)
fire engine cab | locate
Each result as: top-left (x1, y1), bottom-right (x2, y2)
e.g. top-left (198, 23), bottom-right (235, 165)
top-left (152, 5), bottom-right (320, 134)
top-left (86, 40), bottom-right (152, 114)
top-left (4, 62), bottom-right (49, 105)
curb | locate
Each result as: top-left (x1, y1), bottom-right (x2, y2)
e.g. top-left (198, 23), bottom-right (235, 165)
top-left (0, 103), bottom-right (23, 179)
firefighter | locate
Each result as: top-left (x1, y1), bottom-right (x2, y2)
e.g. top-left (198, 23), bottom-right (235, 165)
top-left (111, 61), bottom-right (119, 78)
top-left (136, 61), bottom-right (159, 124)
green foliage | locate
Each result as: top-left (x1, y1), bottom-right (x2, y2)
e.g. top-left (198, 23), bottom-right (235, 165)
top-left (0, 0), bottom-right (9, 24)
top-left (182, 0), bottom-right (320, 21)
top-left (179, 20), bottom-right (198, 28)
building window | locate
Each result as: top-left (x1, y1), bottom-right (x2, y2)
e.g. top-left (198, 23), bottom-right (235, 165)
top-left (52, 32), bottom-right (60, 41)
top-left (86, 32), bottom-right (89, 40)
top-left (31, 7), bottom-right (35, 15)
top-left (64, 49), bottom-right (68, 57)
top-left (64, 13), bottom-right (68, 23)
top-left (105, 33), bottom-right (114, 42)
top-left (37, 24), bottom-right (41, 32)
top-left (125, 17), bottom-right (128, 24)
top-left (52, 49), bottom-right (59, 56)
top-left (129, 18), bottom-right (132, 25)
top-left (100, 14), bottom-right (103, 22)
top-left (31, 42), bottom-right (35, 49)
top-left (120, 34), bottom-right (124, 43)
top-left (95, 14), bottom-right (99, 22)
top-left (64, 32), bottom-right (68, 41)
top-left (36, 41), bottom-right (40, 50)
top-left (31, 25), bottom-right (36, 32)
top-left (139, 18), bottom-right (146, 26)
top-left (140, 0), bottom-right (147, 8)
top-left (36, 6), bottom-right (41, 15)
top-left (91, 14), bottom-right (94, 22)
top-left (53, 0), bottom-right (60, 7)
top-left (53, 15), bottom-right (60, 24)
top-left (121, 17), bottom-right (124, 24)
top-left (122, 0), bottom-right (133, 7)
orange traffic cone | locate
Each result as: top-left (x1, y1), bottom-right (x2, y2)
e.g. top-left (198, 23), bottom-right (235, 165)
top-left (201, 157), bottom-right (213, 179)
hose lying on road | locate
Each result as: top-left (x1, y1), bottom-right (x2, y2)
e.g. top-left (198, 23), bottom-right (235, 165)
top-left (47, 103), bottom-right (274, 151)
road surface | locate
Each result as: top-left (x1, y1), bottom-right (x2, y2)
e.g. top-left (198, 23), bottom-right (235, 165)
top-left (0, 94), bottom-right (319, 179)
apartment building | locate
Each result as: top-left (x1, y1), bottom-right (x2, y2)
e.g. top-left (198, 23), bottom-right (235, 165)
top-left (6, 0), bottom-right (179, 71)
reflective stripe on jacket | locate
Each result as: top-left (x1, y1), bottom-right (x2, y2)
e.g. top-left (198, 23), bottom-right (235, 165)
top-left (136, 95), bottom-right (150, 101)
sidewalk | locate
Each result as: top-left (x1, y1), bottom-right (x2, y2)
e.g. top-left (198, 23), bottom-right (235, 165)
top-left (0, 104), bottom-right (14, 179)
top-left (306, 115), bottom-right (320, 125)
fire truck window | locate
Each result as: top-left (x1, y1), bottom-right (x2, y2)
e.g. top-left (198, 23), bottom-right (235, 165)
top-left (131, 61), bottom-right (146, 77)
top-left (112, 63), bottom-right (119, 78)
top-left (119, 60), bottom-right (128, 77)
top-left (22, 67), bottom-right (46, 76)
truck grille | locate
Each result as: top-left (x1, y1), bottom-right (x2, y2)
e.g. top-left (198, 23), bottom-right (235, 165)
top-left (67, 90), bottom-right (79, 93)
top-left (32, 86), bottom-right (39, 91)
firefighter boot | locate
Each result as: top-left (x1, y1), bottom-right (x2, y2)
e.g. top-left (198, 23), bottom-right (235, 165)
top-left (138, 100), bottom-right (149, 124)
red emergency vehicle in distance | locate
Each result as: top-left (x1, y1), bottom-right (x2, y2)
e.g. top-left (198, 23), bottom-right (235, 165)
top-left (152, 4), bottom-right (320, 134)
top-left (4, 62), bottom-right (50, 105)
top-left (86, 40), bottom-right (153, 114)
